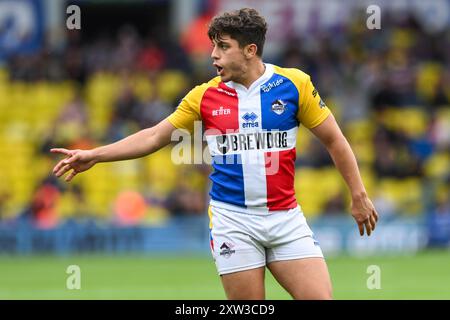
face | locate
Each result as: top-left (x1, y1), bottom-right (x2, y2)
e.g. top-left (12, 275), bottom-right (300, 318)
top-left (211, 34), bottom-right (249, 83)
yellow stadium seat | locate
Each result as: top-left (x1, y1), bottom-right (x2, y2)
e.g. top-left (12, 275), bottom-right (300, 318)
top-left (345, 119), bottom-right (375, 142)
top-left (131, 73), bottom-right (154, 100)
top-left (295, 167), bottom-right (346, 218)
top-left (436, 107), bottom-right (450, 121)
top-left (156, 70), bottom-right (189, 104)
top-left (296, 126), bottom-right (313, 152)
top-left (416, 62), bottom-right (443, 101)
top-left (144, 147), bottom-right (179, 197)
top-left (56, 192), bottom-right (78, 219)
top-left (377, 178), bottom-right (423, 215)
top-left (435, 183), bottom-right (449, 205)
top-left (424, 153), bottom-right (449, 178)
top-left (390, 29), bottom-right (415, 49)
top-left (85, 72), bottom-right (120, 135)
top-left (382, 107), bottom-right (428, 137)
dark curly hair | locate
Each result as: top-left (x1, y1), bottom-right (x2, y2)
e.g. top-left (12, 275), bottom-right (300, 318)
top-left (208, 8), bottom-right (268, 57)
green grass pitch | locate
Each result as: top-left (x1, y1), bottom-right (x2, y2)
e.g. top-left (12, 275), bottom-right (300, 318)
top-left (0, 250), bottom-right (449, 299)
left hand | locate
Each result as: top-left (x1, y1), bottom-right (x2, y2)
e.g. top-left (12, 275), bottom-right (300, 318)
top-left (351, 194), bottom-right (379, 236)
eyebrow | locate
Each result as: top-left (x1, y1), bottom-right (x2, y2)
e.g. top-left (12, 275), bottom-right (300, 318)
top-left (212, 34), bottom-right (231, 44)
top-left (214, 40), bottom-right (230, 46)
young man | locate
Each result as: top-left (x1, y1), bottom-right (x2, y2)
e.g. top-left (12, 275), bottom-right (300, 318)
top-left (51, 8), bottom-right (378, 300)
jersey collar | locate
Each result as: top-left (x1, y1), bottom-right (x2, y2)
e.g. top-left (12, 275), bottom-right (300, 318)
top-left (225, 63), bottom-right (274, 94)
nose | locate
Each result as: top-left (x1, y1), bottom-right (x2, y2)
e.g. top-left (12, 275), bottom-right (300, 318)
top-left (211, 45), bottom-right (219, 60)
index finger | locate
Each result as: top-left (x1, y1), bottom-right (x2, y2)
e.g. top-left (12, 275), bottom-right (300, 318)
top-left (50, 148), bottom-right (72, 157)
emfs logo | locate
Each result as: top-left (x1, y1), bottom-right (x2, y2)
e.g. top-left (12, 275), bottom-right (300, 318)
top-left (242, 112), bottom-right (259, 128)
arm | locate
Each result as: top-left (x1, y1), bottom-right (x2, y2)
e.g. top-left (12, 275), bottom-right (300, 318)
top-left (310, 114), bottom-right (379, 236)
top-left (51, 119), bottom-right (176, 182)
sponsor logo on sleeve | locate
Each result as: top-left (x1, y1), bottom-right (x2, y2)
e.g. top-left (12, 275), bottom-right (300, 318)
top-left (319, 98), bottom-right (326, 109)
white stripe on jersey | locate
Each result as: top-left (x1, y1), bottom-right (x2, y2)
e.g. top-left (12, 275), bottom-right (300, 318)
top-left (237, 88), bottom-right (267, 208)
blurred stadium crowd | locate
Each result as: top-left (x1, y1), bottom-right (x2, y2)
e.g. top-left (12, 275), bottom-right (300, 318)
top-left (0, 7), bottom-right (448, 229)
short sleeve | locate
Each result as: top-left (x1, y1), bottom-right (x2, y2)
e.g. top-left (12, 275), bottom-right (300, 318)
top-left (297, 76), bottom-right (331, 129)
top-left (167, 85), bottom-right (205, 134)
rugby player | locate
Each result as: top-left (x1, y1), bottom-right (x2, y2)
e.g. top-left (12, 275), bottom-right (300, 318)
top-left (51, 8), bottom-right (378, 300)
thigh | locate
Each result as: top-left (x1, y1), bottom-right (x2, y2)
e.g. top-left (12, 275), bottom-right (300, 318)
top-left (221, 267), bottom-right (266, 300)
top-left (265, 207), bottom-right (324, 266)
top-left (209, 206), bottom-right (266, 275)
top-left (267, 257), bottom-right (333, 300)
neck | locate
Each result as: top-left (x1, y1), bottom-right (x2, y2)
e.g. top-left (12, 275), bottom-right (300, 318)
top-left (238, 59), bottom-right (266, 89)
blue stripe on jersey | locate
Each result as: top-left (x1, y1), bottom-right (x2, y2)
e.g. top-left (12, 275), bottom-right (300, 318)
top-left (209, 154), bottom-right (246, 207)
top-left (260, 73), bottom-right (299, 131)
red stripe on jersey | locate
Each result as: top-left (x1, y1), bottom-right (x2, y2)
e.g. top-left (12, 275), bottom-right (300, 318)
top-left (200, 83), bottom-right (239, 134)
top-left (265, 149), bottom-right (298, 211)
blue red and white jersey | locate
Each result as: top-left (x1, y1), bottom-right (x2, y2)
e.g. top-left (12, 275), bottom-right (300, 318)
top-left (167, 64), bottom-right (331, 214)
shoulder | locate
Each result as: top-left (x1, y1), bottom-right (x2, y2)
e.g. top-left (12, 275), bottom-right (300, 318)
top-left (186, 76), bottom-right (222, 100)
top-left (271, 64), bottom-right (311, 86)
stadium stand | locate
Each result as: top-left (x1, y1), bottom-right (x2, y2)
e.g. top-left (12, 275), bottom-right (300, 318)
top-left (0, 8), bottom-right (448, 234)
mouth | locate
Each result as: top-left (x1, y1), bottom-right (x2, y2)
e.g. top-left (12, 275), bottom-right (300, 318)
top-left (214, 64), bottom-right (224, 76)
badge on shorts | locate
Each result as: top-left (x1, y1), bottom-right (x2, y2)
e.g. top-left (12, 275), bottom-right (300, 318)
top-left (219, 242), bottom-right (236, 258)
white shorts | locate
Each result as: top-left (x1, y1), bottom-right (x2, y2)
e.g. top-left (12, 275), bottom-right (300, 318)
top-left (208, 204), bottom-right (324, 275)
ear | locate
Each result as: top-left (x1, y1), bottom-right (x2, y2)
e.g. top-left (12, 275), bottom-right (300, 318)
top-left (244, 44), bottom-right (258, 59)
